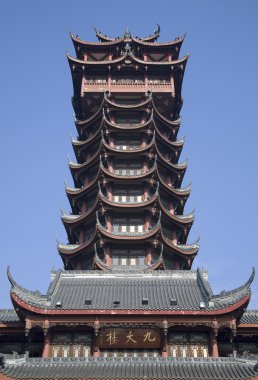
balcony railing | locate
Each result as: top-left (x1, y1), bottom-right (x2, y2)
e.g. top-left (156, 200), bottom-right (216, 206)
top-left (112, 195), bottom-right (143, 204)
top-left (114, 145), bottom-right (142, 151)
top-left (83, 80), bottom-right (174, 94)
top-left (114, 169), bottom-right (143, 176)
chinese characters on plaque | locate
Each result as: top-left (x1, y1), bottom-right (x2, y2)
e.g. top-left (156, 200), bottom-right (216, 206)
top-left (97, 329), bottom-right (161, 349)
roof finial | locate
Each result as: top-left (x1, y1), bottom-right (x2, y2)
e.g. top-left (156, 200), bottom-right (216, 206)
top-left (124, 27), bottom-right (131, 39)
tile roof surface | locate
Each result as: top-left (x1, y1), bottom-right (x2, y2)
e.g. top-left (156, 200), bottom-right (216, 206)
top-left (0, 309), bottom-right (20, 323)
top-left (0, 357), bottom-right (258, 380)
top-left (240, 310), bottom-right (258, 324)
top-left (9, 269), bottom-right (254, 312)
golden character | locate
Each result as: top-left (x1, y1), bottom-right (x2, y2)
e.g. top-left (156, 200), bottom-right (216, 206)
top-left (143, 332), bottom-right (156, 342)
top-left (106, 330), bottom-right (119, 345)
top-left (125, 330), bottom-right (137, 344)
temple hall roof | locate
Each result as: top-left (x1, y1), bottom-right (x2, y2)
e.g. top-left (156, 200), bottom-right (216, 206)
top-left (240, 310), bottom-right (258, 324)
top-left (0, 356), bottom-right (258, 380)
top-left (0, 309), bottom-right (20, 323)
top-left (8, 268), bottom-right (254, 315)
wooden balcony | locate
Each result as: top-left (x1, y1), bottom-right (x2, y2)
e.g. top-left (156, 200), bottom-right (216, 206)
top-left (83, 80), bottom-right (174, 95)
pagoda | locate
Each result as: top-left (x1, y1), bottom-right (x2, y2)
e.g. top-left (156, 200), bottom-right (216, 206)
top-left (0, 26), bottom-right (258, 380)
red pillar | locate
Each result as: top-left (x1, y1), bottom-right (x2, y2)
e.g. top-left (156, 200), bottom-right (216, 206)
top-left (106, 213), bottom-right (113, 232)
top-left (171, 231), bottom-right (177, 245)
top-left (79, 230), bottom-right (85, 244)
top-left (145, 72), bottom-right (148, 93)
top-left (162, 335), bottom-right (168, 357)
top-left (105, 246), bottom-right (112, 266)
top-left (210, 329), bottom-right (219, 357)
top-left (93, 349), bottom-right (100, 358)
top-left (110, 136), bottom-right (115, 148)
top-left (143, 184), bottom-right (149, 201)
top-left (146, 247), bottom-right (152, 265)
top-left (169, 201), bottom-right (174, 215)
top-left (108, 158), bottom-right (114, 174)
top-left (42, 330), bottom-right (51, 358)
top-left (81, 201), bottom-right (87, 214)
top-left (144, 214), bottom-right (151, 231)
top-left (107, 184), bottom-right (113, 201)
top-left (143, 160), bottom-right (147, 174)
top-left (81, 73), bottom-right (85, 97)
top-left (108, 72), bottom-right (111, 92)
top-left (170, 73), bottom-right (175, 97)
top-left (84, 176), bottom-right (89, 186)
top-left (167, 175), bottom-right (172, 187)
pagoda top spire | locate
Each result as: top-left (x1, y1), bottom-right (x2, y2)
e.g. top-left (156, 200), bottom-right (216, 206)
top-left (93, 24), bottom-right (161, 42)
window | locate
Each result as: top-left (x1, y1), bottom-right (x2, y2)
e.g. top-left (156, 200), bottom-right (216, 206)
top-left (113, 217), bottom-right (144, 234)
top-left (112, 249), bottom-right (145, 266)
top-left (115, 138), bottom-right (141, 151)
top-left (113, 188), bottom-right (143, 203)
top-left (114, 160), bottom-right (142, 176)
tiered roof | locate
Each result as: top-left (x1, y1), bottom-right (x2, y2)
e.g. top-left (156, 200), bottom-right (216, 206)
top-left (8, 268), bottom-right (254, 315)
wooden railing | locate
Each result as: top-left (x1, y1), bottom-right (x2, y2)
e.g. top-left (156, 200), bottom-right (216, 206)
top-left (83, 80), bottom-right (174, 94)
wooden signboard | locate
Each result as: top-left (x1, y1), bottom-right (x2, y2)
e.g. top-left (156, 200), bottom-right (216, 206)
top-left (97, 328), bottom-right (161, 349)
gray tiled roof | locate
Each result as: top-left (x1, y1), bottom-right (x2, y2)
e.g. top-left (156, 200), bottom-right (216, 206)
top-left (240, 310), bottom-right (258, 324)
top-left (0, 357), bottom-right (257, 380)
top-left (8, 268), bottom-right (254, 312)
top-left (0, 309), bottom-right (20, 323)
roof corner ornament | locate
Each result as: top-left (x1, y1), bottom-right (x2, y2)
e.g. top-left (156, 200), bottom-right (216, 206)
top-left (154, 23), bottom-right (161, 35)
top-left (94, 25), bottom-right (100, 35)
top-left (7, 267), bottom-right (16, 288)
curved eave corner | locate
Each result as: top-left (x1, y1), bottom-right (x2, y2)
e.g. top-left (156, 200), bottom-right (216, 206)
top-left (7, 267), bottom-right (48, 314)
top-left (211, 267), bottom-right (255, 311)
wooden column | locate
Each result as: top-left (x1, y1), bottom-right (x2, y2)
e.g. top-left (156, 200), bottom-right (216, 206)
top-left (144, 213), bottom-right (151, 231)
top-left (170, 72), bottom-right (175, 97)
top-left (142, 134), bottom-right (147, 148)
top-left (42, 330), bottom-right (51, 358)
top-left (107, 184), bottom-right (113, 201)
top-left (143, 160), bottom-right (147, 174)
top-left (210, 329), bottom-right (219, 357)
top-left (146, 247), bottom-right (152, 265)
top-left (143, 184), bottom-right (149, 200)
top-left (108, 158), bottom-right (114, 174)
top-left (162, 336), bottom-right (168, 357)
top-left (171, 230), bottom-right (177, 245)
top-left (162, 320), bottom-right (168, 357)
top-left (169, 200), bottom-right (175, 215)
top-left (145, 73), bottom-right (148, 93)
top-left (110, 136), bottom-right (115, 148)
top-left (93, 320), bottom-right (100, 357)
top-left (79, 230), bottom-right (85, 244)
top-left (84, 176), bottom-right (89, 186)
top-left (106, 213), bottom-right (113, 232)
top-left (81, 200), bottom-right (87, 214)
top-left (108, 72), bottom-right (111, 93)
top-left (105, 246), bottom-right (112, 266)
top-left (81, 73), bottom-right (85, 97)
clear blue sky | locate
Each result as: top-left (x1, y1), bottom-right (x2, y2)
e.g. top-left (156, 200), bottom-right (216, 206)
top-left (0, 0), bottom-right (257, 308)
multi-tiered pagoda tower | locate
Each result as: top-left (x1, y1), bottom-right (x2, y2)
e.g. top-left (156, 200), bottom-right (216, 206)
top-left (0, 27), bottom-right (258, 380)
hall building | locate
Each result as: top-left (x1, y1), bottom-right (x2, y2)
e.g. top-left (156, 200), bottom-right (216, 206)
top-left (0, 26), bottom-right (257, 380)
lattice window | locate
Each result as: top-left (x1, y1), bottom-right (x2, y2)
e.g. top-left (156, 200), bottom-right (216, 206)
top-left (112, 249), bottom-right (146, 266)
